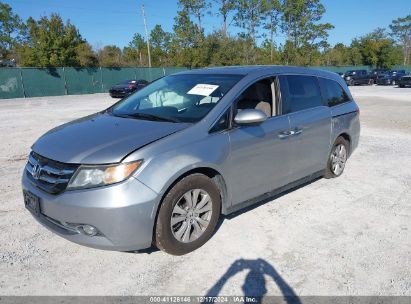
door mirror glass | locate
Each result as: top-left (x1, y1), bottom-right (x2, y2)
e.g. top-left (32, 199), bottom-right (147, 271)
top-left (234, 109), bottom-right (267, 125)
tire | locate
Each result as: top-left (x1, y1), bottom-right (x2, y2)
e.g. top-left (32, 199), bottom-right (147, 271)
top-left (324, 137), bottom-right (349, 179)
top-left (399, 85), bottom-right (405, 88)
top-left (368, 79), bottom-right (374, 85)
top-left (392, 80), bottom-right (396, 85)
top-left (349, 79), bottom-right (355, 86)
top-left (154, 174), bottom-right (221, 255)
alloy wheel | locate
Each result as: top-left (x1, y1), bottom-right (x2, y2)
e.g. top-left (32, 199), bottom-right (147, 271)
top-left (170, 189), bottom-right (213, 243)
top-left (330, 144), bottom-right (347, 176)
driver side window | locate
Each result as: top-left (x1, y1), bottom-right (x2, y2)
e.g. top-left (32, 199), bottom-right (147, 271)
top-left (235, 78), bottom-right (275, 118)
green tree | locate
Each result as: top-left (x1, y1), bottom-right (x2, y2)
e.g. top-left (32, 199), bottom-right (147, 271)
top-left (150, 24), bottom-right (173, 66)
top-left (19, 14), bottom-right (84, 67)
top-left (0, 1), bottom-right (25, 59)
top-left (233, 0), bottom-right (264, 43)
top-left (352, 28), bottom-right (401, 68)
top-left (75, 42), bottom-right (98, 67)
top-left (213, 0), bottom-right (235, 36)
top-left (280, 0), bottom-right (333, 65)
top-left (178, 0), bottom-right (209, 34)
top-left (389, 15), bottom-right (411, 65)
top-left (261, 0), bottom-right (281, 62)
top-left (172, 8), bottom-right (199, 67)
top-left (127, 33), bottom-right (147, 66)
top-left (323, 43), bottom-right (350, 66)
top-left (98, 45), bottom-right (122, 67)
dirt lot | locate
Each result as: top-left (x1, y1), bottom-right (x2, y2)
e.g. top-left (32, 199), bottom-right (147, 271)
top-left (0, 85), bottom-right (410, 296)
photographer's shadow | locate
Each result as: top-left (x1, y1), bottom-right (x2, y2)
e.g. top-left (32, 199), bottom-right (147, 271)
top-left (205, 258), bottom-right (301, 304)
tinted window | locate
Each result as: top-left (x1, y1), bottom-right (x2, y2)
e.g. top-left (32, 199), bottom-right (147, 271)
top-left (279, 75), bottom-right (322, 114)
top-left (319, 77), bottom-right (350, 107)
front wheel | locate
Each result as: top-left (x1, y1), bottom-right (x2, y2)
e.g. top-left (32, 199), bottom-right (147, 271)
top-left (154, 174), bottom-right (221, 255)
top-left (325, 137), bottom-right (349, 179)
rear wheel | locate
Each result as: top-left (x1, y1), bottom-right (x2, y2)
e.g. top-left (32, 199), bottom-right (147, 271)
top-left (325, 137), bottom-right (349, 179)
top-left (368, 79), bottom-right (374, 85)
top-left (154, 174), bottom-right (221, 255)
top-left (348, 79), bottom-right (355, 86)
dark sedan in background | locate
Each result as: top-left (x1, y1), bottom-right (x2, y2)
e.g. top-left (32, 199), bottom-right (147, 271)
top-left (109, 79), bottom-right (148, 98)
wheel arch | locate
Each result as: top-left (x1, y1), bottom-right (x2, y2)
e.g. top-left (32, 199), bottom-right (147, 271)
top-left (150, 166), bottom-right (228, 243)
top-left (337, 132), bottom-right (351, 155)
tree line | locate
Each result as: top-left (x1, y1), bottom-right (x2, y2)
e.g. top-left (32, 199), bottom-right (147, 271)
top-left (0, 0), bottom-right (410, 68)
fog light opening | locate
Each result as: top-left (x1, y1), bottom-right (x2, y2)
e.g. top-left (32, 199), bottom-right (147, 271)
top-left (80, 225), bottom-right (98, 236)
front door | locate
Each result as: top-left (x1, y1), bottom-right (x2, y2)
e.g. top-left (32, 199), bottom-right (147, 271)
top-left (227, 78), bottom-right (293, 206)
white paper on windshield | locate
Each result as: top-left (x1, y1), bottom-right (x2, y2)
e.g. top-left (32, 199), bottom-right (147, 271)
top-left (187, 84), bottom-right (219, 96)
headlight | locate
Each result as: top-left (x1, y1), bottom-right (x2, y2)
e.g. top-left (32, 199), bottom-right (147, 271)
top-left (346, 76), bottom-right (351, 80)
top-left (67, 160), bottom-right (143, 190)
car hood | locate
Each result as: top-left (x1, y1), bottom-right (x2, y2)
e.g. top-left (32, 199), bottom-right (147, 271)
top-left (32, 113), bottom-right (189, 164)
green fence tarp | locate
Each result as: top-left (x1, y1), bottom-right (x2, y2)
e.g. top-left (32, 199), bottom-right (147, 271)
top-left (0, 68), bottom-right (24, 98)
top-left (3, 65), bottom-right (409, 100)
top-left (101, 68), bottom-right (137, 92)
top-left (313, 65), bottom-right (371, 73)
top-left (65, 68), bottom-right (102, 94)
top-left (21, 68), bottom-right (66, 97)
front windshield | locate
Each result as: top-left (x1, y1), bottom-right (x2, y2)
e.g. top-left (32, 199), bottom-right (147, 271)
top-left (110, 73), bottom-right (243, 123)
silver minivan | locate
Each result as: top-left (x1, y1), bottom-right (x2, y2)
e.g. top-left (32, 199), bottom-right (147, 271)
top-left (22, 66), bottom-right (360, 255)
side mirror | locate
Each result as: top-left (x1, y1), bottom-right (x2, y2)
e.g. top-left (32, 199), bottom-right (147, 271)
top-left (234, 109), bottom-right (267, 126)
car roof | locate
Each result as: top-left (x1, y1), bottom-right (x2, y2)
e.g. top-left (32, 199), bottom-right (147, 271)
top-left (176, 65), bottom-right (342, 79)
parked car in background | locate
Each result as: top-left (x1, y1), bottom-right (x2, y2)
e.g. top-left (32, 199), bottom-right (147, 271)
top-left (371, 69), bottom-right (390, 83)
top-left (399, 75), bottom-right (411, 88)
top-left (376, 70), bottom-right (407, 85)
top-left (343, 70), bottom-right (374, 86)
top-left (22, 66), bottom-right (360, 255)
top-left (109, 79), bottom-right (148, 98)
top-left (0, 59), bottom-right (16, 67)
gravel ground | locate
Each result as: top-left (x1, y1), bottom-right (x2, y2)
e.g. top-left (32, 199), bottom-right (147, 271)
top-left (0, 85), bottom-right (410, 296)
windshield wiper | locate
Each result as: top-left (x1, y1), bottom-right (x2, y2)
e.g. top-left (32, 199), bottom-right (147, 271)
top-left (117, 112), bottom-right (181, 123)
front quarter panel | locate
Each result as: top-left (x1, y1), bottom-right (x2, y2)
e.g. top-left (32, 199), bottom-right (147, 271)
top-left (124, 128), bottom-right (231, 209)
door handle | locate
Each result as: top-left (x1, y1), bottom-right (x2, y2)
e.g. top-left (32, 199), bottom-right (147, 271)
top-left (278, 128), bottom-right (303, 139)
top-left (293, 128), bottom-right (303, 136)
top-left (278, 130), bottom-right (293, 139)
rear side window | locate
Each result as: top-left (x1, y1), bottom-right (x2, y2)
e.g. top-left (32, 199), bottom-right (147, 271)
top-left (279, 75), bottom-right (322, 114)
top-left (319, 77), bottom-right (350, 107)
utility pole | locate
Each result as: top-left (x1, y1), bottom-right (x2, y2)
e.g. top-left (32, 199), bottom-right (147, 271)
top-left (141, 4), bottom-right (152, 67)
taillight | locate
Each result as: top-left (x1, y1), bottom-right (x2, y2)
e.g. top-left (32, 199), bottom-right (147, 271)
top-left (128, 84), bottom-right (135, 89)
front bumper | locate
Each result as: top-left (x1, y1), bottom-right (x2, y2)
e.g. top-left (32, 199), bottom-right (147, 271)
top-left (22, 172), bottom-right (160, 251)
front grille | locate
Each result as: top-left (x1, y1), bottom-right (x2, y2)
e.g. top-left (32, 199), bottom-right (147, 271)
top-left (25, 152), bottom-right (79, 194)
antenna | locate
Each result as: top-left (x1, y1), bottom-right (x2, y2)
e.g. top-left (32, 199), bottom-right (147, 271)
top-left (141, 4), bottom-right (152, 67)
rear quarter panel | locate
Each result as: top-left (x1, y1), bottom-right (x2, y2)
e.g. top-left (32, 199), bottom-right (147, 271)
top-left (330, 101), bottom-right (360, 155)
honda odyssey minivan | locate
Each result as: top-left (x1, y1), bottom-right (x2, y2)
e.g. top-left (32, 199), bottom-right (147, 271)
top-left (22, 66), bottom-right (360, 255)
